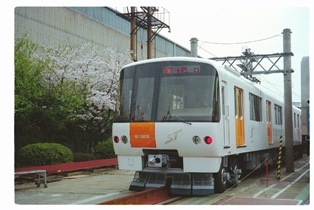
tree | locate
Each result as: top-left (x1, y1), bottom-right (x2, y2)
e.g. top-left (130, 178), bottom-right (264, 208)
top-left (14, 36), bottom-right (48, 150)
top-left (15, 37), bottom-right (132, 157)
top-left (40, 42), bottom-right (132, 152)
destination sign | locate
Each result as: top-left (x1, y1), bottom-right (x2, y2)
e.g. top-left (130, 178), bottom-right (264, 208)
top-left (163, 65), bottom-right (200, 74)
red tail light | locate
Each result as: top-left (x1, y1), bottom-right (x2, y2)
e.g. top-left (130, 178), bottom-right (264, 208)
top-left (114, 136), bottom-right (120, 143)
top-left (204, 136), bottom-right (213, 144)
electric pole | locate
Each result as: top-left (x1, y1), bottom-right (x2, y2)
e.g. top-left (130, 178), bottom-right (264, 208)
top-left (283, 28), bottom-right (294, 172)
top-left (117, 7), bottom-right (170, 61)
top-left (130, 7), bottom-right (137, 61)
top-left (147, 7), bottom-right (152, 59)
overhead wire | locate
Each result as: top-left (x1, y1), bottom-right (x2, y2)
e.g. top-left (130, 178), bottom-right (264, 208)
top-left (198, 33), bottom-right (282, 58)
top-left (260, 75), bottom-right (301, 101)
top-left (197, 33), bottom-right (302, 101)
top-left (200, 34), bottom-right (282, 45)
top-left (260, 75), bottom-right (283, 97)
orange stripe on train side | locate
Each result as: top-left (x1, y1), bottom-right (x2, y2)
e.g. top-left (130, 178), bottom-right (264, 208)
top-left (130, 122), bottom-right (156, 148)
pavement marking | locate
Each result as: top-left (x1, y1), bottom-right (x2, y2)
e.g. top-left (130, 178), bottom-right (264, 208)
top-left (271, 169), bottom-right (309, 199)
top-left (253, 163), bottom-right (309, 199)
top-left (253, 184), bottom-right (276, 198)
top-left (294, 183), bottom-right (309, 201)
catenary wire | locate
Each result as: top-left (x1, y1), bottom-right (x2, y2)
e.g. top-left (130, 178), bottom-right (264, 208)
top-left (200, 34), bottom-right (282, 45)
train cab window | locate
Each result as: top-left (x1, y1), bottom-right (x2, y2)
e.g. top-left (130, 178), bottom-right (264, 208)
top-left (116, 61), bottom-right (220, 123)
top-left (156, 62), bottom-right (220, 122)
top-left (249, 93), bottom-right (262, 122)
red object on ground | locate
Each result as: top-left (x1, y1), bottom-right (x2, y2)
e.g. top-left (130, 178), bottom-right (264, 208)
top-left (266, 159), bottom-right (269, 187)
top-left (15, 158), bottom-right (118, 174)
top-left (98, 186), bottom-right (170, 205)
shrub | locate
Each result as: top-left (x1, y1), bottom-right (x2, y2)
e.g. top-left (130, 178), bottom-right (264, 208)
top-left (73, 153), bottom-right (97, 162)
top-left (94, 140), bottom-right (116, 159)
top-left (18, 143), bottom-right (73, 167)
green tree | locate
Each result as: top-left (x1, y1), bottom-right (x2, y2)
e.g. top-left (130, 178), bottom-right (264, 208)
top-left (14, 37), bottom-right (131, 161)
top-left (14, 36), bottom-right (47, 150)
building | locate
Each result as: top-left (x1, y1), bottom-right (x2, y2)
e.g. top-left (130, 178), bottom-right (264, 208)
top-left (14, 7), bottom-right (192, 60)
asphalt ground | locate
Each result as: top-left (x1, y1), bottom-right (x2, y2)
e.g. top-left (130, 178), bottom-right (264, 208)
top-left (13, 155), bottom-right (310, 206)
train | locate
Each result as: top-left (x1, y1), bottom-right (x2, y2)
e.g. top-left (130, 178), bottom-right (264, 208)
top-left (112, 57), bottom-right (303, 195)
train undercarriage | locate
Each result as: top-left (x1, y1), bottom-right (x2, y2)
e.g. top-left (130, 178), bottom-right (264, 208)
top-left (128, 152), bottom-right (242, 195)
top-left (127, 146), bottom-right (303, 195)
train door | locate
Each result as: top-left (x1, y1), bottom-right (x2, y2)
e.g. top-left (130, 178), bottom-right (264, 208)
top-left (266, 100), bottom-right (273, 144)
top-left (234, 87), bottom-right (245, 147)
top-left (222, 81), bottom-right (230, 147)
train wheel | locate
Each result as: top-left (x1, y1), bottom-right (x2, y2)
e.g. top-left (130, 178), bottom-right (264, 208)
top-left (227, 158), bottom-right (240, 188)
top-left (214, 166), bottom-right (227, 193)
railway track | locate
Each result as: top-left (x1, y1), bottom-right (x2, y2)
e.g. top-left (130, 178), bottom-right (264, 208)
top-left (98, 155), bottom-right (309, 205)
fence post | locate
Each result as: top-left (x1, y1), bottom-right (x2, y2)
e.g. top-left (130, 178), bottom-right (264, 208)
top-left (266, 159), bottom-right (269, 187)
top-left (277, 136), bottom-right (283, 180)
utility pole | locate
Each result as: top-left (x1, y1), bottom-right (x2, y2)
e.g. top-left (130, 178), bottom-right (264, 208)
top-left (117, 7), bottom-right (170, 61)
top-left (147, 7), bottom-right (152, 59)
top-left (130, 7), bottom-right (137, 61)
top-left (283, 28), bottom-right (294, 172)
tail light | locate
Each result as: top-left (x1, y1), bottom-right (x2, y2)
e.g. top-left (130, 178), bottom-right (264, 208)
top-left (204, 136), bottom-right (213, 144)
top-left (113, 136), bottom-right (120, 143)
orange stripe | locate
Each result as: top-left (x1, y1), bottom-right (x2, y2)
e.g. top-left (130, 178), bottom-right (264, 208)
top-left (130, 123), bottom-right (156, 148)
top-left (267, 124), bottom-right (272, 144)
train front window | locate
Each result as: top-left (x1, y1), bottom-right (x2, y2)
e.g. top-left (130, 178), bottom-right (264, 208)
top-left (115, 61), bottom-right (220, 122)
top-left (157, 63), bottom-right (220, 122)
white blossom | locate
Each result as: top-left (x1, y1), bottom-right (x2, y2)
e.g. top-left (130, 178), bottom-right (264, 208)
top-left (41, 42), bottom-right (132, 122)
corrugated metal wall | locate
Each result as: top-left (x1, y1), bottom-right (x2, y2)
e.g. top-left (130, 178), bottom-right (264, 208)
top-left (14, 7), bottom-right (191, 60)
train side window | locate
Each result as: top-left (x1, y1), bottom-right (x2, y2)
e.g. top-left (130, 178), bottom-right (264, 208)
top-left (274, 104), bottom-right (282, 125)
top-left (249, 93), bottom-right (262, 122)
top-left (266, 100), bottom-right (271, 123)
top-left (234, 87), bottom-right (243, 118)
top-left (234, 89), bottom-right (237, 118)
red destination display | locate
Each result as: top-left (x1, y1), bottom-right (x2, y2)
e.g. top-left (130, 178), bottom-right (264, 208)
top-left (163, 65), bottom-right (200, 74)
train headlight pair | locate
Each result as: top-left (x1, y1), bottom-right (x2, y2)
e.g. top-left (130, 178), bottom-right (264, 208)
top-left (192, 136), bottom-right (213, 145)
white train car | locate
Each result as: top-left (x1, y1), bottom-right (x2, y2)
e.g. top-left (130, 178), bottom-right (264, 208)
top-left (112, 57), bottom-right (302, 195)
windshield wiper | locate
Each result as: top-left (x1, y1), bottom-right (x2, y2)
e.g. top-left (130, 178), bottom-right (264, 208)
top-left (162, 104), bottom-right (171, 122)
top-left (171, 115), bottom-right (192, 125)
